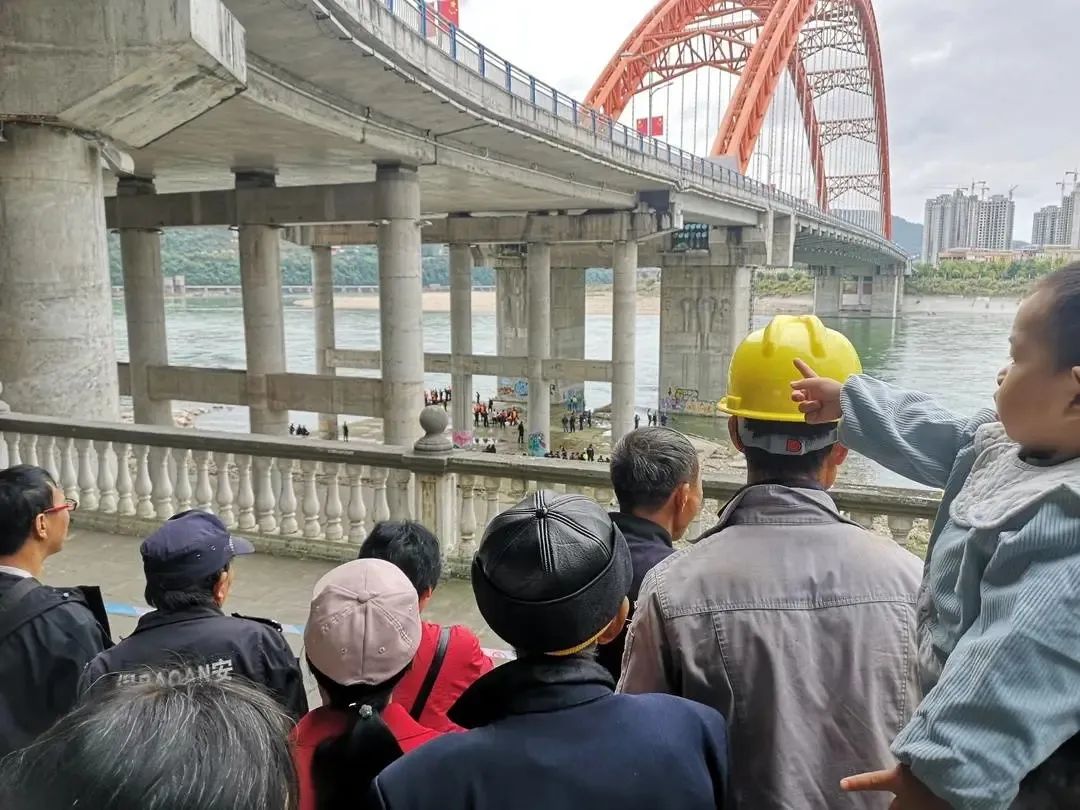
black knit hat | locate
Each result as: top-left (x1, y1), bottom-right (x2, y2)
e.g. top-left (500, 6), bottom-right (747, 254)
top-left (471, 490), bottom-right (632, 654)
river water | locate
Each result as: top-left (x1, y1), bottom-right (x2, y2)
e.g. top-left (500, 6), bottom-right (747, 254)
top-left (112, 297), bottom-right (1013, 487)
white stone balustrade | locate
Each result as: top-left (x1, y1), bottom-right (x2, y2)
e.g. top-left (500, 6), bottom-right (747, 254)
top-left (0, 411), bottom-right (942, 565)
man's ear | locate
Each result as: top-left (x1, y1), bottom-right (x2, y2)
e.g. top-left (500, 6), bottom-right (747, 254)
top-left (1070, 367), bottom-right (1080, 411)
top-left (830, 443), bottom-right (849, 466)
top-left (598, 597), bottom-right (630, 646)
top-left (727, 416), bottom-right (745, 452)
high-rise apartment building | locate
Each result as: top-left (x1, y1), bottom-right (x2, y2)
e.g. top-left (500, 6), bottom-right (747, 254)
top-left (1055, 188), bottom-right (1080, 247)
top-left (922, 189), bottom-right (1014, 264)
top-left (1032, 205), bottom-right (1060, 246)
top-left (975, 194), bottom-right (1015, 251)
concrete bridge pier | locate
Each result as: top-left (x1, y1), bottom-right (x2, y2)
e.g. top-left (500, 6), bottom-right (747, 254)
top-left (236, 172), bottom-right (289, 436)
top-left (117, 177), bottom-right (172, 427)
top-left (811, 265), bottom-right (905, 319)
top-left (449, 243), bottom-right (474, 447)
top-left (611, 240), bottom-right (638, 443)
top-left (526, 242), bottom-right (552, 456)
top-left (0, 125), bottom-right (120, 420)
top-left (658, 227), bottom-right (756, 417)
top-left (311, 245), bottom-right (338, 439)
top-left (550, 266), bottom-right (586, 414)
top-left (812, 266), bottom-right (843, 318)
top-left (494, 252), bottom-right (529, 407)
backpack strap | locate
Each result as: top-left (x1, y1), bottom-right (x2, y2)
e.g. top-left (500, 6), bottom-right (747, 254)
top-left (0, 577), bottom-right (48, 643)
top-left (409, 625), bottom-right (452, 722)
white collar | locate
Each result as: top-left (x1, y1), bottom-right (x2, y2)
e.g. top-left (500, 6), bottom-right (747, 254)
top-left (0, 564), bottom-right (34, 579)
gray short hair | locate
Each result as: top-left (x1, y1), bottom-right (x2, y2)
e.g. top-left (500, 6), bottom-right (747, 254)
top-left (0, 677), bottom-right (297, 810)
top-left (610, 427), bottom-right (699, 513)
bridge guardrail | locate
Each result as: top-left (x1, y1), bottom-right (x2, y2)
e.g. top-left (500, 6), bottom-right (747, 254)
top-left (381, 0), bottom-right (896, 251)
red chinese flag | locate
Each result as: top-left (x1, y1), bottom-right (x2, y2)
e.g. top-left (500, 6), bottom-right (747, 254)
top-left (651, 115), bottom-right (664, 136)
top-left (439, 0), bottom-right (460, 27)
top-left (635, 118), bottom-right (649, 135)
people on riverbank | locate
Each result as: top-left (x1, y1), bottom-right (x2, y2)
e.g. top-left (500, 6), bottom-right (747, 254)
top-left (0, 465), bottom-right (112, 757)
top-left (620, 315), bottom-right (923, 810)
top-left (596, 427), bottom-right (702, 681)
top-left (358, 522), bottom-right (493, 733)
top-left (369, 491), bottom-right (730, 810)
top-left (794, 263), bottom-right (1080, 809)
top-left (293, 558), bottom-right (442, 810)
top-left (79, 510), bottom-right (307, 719)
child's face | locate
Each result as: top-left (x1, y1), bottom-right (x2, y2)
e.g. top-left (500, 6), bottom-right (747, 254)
top-left (995, 289), bottom-right (1080, 455)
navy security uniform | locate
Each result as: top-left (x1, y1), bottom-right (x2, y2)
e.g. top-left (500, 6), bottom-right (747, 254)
top-left (371, 657), bottom-right (729, 810)
top-left (0, 574), bottom-right (112, 756)
top-left (80, 604), bottom-right (307, 718)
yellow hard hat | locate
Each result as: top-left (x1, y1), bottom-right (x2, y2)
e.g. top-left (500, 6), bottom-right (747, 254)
top-left (719, 315), bottom-right (862, 423)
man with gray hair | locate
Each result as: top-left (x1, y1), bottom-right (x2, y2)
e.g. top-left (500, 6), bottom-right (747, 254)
top-left (596, 427), bottom-right (703, 680)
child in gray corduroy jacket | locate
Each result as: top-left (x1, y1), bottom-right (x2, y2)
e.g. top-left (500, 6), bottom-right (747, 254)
top-left (792, 263), bottom-right (1080, 810)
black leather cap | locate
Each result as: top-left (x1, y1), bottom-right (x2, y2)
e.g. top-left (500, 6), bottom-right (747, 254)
top-left (472, 490), bottom-right (632, 654)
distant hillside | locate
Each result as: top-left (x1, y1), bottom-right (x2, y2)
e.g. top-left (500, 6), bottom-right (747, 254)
top-left (891, 216), bottom-right (923, 258)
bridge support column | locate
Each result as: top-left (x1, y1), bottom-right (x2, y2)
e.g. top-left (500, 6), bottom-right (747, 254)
top-left (236, 172), bottom-right (288, 436)
top-left (376, 163), bottom-right (425, 453)
top-left (526, 243), bottom-right (551, 456)
top-left (0, 125), bottom-right (119, 419)
top-left (312, 245), bottom-right (337, 438)
top-left (118, 177), bottom-right (172, 427)
top-left (659, 250), bottom-right (752, 418)
top-left (611, 241), bottom-right (638, 444)
top-left (870, 266), bottom-right (904, 319)
top-left (495, 253), bottom-right (528, 406)
top-left (812, 266), bottom-right (842, 318)
top-left (550, 266), bottom-right (586, 414)
top-left (449, 243), bottom-right (474, 447)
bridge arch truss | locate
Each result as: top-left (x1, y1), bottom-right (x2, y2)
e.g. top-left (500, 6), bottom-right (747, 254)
top-left (586, 0), bottom-right (892, 238)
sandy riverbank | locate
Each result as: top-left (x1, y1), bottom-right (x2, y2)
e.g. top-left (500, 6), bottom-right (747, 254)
top-left (293, 288), bottom-right (1022, 318)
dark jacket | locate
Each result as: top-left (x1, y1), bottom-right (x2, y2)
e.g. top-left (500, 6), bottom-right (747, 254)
top-left (595, 513), bottom-right (674, 680)
top-left (79, 604), bottom-right (308, 719)
top-left (0, 573), bottom-right (112, 757)
top-left (370, 656), bottom-right (729, 810)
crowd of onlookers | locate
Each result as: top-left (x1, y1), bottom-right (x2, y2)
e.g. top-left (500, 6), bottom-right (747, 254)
top-left (1, 264), bottom-right (1079, 810)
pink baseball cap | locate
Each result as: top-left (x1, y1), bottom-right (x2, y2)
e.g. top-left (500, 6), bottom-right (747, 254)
top-left (304, 559), bottom-right (421, 687)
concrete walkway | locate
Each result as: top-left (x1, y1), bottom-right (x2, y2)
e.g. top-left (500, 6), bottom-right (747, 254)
top-left (40, 526), bottom-right (504, 706)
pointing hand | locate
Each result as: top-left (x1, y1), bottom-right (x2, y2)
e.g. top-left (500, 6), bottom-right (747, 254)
top-left (790, 359), bottom-right (843, 423)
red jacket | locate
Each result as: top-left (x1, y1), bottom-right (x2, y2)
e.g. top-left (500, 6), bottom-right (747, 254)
top-left (394, 620), bottom-right (494, 732)
top-left (291, 703), bottom-right (441, 810)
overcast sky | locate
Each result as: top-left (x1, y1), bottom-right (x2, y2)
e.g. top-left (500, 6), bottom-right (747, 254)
top-left (458, 0), bottom-right (1079, 238)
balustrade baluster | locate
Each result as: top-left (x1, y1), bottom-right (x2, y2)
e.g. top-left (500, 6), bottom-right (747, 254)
top-left (116, 443), bottom-right (136, 516)
top-left (95, 440), bottom-right (117, 514)
top-left (60, 438), bottom-right (78, 501)
top-left (152, 448), bottom-right (175, 519)
top-left (5, 432), bottom-right (21, 468)
top-left (387, 469), bottom-right (411, 521)
top-left (483, 477), bottom-right (502, 533)
top-left (593, 486), bottom-right (615, 510)
top-left (213, 452), bottom-right (235, 528)
top-left (850, 511), bottom-right (876, 530)
top-left (174, 449), bottom-right (193, 511)
top-left (134, 445), bottom-right (155, 519)
top-left (508, 477), bottom-right (528, 507)
top-left (236, 455), bottom-right (256, 530)
top-left (457, 474), bottom-right (478, 560)
top-left (41, 436), bottom-right (61, 481)
top-left (278, 459), bottom-right (299, 535)
top-left (372, 468), bottom-right (391, 524)
top-left (324, 463), bottom-right (344, 542)
top-left (194, 450), bottom-right (214, 511)
top-left (254, 457), bottom-right (278, 534)
top-left (20, 434), bottom-right (38, 468)
top-left (346, 465), bottom-right (367, 543)
top-left (301, 461), bottom-right (322, 539)
top-left (887, 515), bottom-right (915, 547)
top-left (76, 439), bottom-right (99, 511)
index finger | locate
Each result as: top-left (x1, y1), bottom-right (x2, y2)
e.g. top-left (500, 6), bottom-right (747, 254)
top-left (840, 770), bottom-right (901, 794)
top-left (793, 359), bottom-right (818, 380)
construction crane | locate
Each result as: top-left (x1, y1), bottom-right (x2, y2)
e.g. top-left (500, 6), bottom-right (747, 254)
top-left (1008, 185), bottom-right (1018, 199)
top-left (970, 180), bottom-right (989, 199)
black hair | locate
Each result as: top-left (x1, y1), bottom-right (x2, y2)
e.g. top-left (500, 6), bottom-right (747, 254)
top-left (307, 661), bottom-right (410, 810)
top-left (0, 465), bottom-right (59, 557)
top-left (144, 565), bottom-right (229, 612)
top-left (1036, 263), bottom-right (1080, 371)
top-left (357, 521), bottom-right (442, 596)
top-left (0, 677), bottom-right (297, 810)
top-left (741, 419), bottom-right (838, 482)
top-left (609, 427), bottom-right (700, 513)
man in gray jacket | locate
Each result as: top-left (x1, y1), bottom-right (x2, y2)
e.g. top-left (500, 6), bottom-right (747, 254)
top-left (620, 315), bottom-right (922, 810)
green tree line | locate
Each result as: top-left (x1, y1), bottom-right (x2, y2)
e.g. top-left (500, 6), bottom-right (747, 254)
top-left (905, 257), bottom-right (1068, 297)
top-left (107, 228), bottom-right (614, 288)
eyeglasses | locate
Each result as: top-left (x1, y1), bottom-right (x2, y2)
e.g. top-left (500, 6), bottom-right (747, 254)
top-left (42, 498), bottom-right (78, 516)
